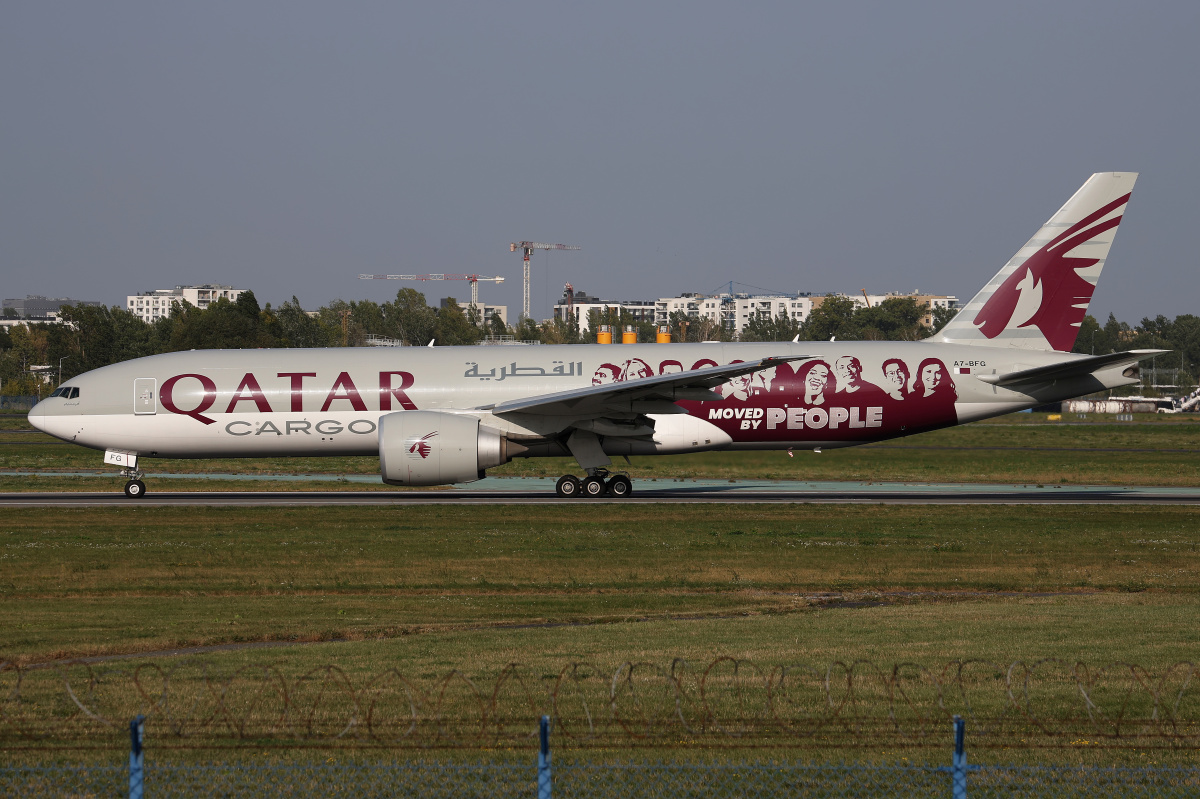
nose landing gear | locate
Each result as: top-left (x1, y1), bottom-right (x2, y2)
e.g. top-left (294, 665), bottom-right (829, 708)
top-left (105, 450), bottom-right (148, 499)
top-left (554, 469), bottom-right (632, 499)
top-left (121, 467), bottom-right (147, 498)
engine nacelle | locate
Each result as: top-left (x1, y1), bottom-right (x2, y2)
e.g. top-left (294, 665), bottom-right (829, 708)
top-left (379, 411), bottom-right (513, 486)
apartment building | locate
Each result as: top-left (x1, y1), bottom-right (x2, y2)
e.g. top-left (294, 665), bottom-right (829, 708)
top-left (126, 284), bottom-right (243, 323)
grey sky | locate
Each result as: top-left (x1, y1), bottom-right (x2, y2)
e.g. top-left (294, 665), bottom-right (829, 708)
top-left (3, 1), bottom-right (1197, 324)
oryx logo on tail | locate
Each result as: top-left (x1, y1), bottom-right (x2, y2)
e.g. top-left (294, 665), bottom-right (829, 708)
top-left (935, 172), bottom-right (1137, 352)
top-left (972, 192), bottom-right (1130, 351)
top-left (407, 431), bottom-right (438, 459)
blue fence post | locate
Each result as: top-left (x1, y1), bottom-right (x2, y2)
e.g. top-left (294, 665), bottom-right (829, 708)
top-left (129, 714), bottom-right (145, 799)
top-left (951, 715), bottom-right (967, 799)
top-left (537, 715), bottom-right (552, 799)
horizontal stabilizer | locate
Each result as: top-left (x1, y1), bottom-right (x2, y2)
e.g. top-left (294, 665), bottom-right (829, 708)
top-left (976, 350), bottom-right (1165, 388)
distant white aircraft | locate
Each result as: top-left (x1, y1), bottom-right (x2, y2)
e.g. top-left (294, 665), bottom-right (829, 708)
top-left (30, 173), bottom-right (1161, 498)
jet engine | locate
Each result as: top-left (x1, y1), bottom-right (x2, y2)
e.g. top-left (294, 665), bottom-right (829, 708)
top-left (378, 411), bottom-right (520, 486)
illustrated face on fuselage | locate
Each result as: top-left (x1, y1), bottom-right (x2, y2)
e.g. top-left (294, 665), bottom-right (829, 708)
top-left (622, 359), bottom-right (653, 381)
top-left (921, 363), bottom-right (943, 393)
top-left (806, 364), bottom-right (829, 396)
top-left (592, 365), bottom-right (619, 385)
top-left (883, 361), bottom-right (908, 391)
top-left (835, 356), bottom-right (861, 384)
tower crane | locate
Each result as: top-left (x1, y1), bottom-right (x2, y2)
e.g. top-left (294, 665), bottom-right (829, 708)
top-left (509, 241), bottom-right (580, 321)
top-left (358, 274), bottom-right (505, 309)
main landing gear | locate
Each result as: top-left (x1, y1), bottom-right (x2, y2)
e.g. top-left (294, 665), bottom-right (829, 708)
top-left (555, 469), bottom-right (632, 498)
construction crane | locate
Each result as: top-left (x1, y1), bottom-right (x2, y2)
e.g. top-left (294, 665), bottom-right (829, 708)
top-left (358, 274), bottom-right (504, 309)
top-left (509, 241), bottom-right (581, 321)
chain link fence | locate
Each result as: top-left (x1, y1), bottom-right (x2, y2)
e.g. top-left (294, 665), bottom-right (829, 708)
top-left (5, 656), bottom-right (1200, 750)
top-left (0, 395), bottom-right (38, 411)
top-left (5, 655), bottom-right (1200, 796)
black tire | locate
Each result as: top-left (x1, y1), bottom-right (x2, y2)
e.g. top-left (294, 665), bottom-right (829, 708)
top-left (582, 476), bottom-right (608, 497)
top-left (555, 475), bottom-right (581, 497)
top-left (124, 480), bottom-right (147, 498)
top-left (607, 475), bottom-right (633, 498)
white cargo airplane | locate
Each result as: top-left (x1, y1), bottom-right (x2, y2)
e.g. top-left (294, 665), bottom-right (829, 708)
top-left (30, 173), bottom-right (1161, 498)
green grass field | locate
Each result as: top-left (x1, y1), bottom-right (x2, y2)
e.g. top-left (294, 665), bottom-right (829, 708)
top-left (2, 504), bottom-right (1199, 761)
top-left (3, 504), bottom-right (1197, 663)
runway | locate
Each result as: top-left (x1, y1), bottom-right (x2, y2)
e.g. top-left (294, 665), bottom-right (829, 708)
top-left (3, 477), bottom-right (1200, 505)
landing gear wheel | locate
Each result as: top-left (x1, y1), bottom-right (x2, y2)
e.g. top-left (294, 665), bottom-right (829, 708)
top-left (555, 475), bottom-right (582, 497)
top-left (607, 475), bottom-right (633, 498)
top-left (124, 480), bottom-right (147, 498)
top-left (582, 476), bottom-right (608, 497)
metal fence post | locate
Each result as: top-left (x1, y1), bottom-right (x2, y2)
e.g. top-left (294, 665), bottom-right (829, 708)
top-left (129, 715), bottom-right (145, 799)
top-left (951, 715), bottom-right (967, 799)
top-left (537, 715), bottom-right (552, 799)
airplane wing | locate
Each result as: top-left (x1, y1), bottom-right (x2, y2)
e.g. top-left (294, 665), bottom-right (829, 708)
top-left (976, 349), bottom-right (1166, 388)
top-left (485, 355), bottom-right (808, 418)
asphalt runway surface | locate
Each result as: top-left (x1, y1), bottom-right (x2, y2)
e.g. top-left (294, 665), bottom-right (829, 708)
top-left (4, 476), bottom-right (1200, 505)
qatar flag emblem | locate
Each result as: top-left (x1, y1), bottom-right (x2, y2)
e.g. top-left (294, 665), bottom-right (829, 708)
top-left (407, 431), bottom-right (438, 459)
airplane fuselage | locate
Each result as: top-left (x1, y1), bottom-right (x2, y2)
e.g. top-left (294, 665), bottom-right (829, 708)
top-left (28, 341), bottom-right (1135, 461)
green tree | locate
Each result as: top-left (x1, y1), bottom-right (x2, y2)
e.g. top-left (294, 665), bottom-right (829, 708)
top-left (276, 297), bottom-right (337, 347)
top-left (433, 299), bottom-right (483, 346)
top-left (56, 304), bottom-right (155, 376)
top-left (853, 297), bottom-right (927, 341)
top-left (800, 295), bottom-right (860, 341)
top-left (928, 304), bottom-right (957, 335)
top-left (165, 291), bottom-right (279, 351)
top-left (0, 323), bottom-right (51, 396)
top-left (740, 311), bottom-right (802, 342)
top-left (381, 289), bottom-right (437, 346)
top-left (486, 312), bottom-right (510, 338)
top-left (511, 317), bottom-right (539, 342)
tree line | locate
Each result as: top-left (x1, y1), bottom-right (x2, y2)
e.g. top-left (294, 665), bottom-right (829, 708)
top-left (1, 289), bottom-right (1196, 394)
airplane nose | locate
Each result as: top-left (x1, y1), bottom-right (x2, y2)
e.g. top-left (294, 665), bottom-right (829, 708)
top-left (27, 401), bottom-right (47, 433)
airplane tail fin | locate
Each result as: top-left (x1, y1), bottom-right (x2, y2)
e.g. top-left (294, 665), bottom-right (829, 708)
top-left (933, 172), bottom-right (1137, 352)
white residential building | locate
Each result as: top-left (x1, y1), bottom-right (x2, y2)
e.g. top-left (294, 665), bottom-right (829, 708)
top-left (553, 289), bottom-right (657, 333)
top-left (126, 284), bottom-right (244, 323)
top-left (441, 297), bottom-right (509, 327)
top-left (654, 292), bottom-right (815, 333)
top-left (731, 296), bottom-right (814, 330)
top-left (650, 290), bottom-right (957, 337)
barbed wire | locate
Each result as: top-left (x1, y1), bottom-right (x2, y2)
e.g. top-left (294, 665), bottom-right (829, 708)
top-left (2, 656), bottom-right (1198, 750)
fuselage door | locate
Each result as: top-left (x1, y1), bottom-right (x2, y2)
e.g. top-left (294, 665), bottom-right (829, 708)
top-left (134, 378), bottom-right (157, 415)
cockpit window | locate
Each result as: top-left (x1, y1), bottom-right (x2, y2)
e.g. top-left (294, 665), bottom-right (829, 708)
top-left (69, 387), bottom-right (80, 399)
top-left (50, 387), bottom-right (67, 398)
top-left (49, 387), bottom-right (80, 399)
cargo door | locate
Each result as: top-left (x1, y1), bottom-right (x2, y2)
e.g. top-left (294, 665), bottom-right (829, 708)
top-left (134, 378), bottom-right (157, 415)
